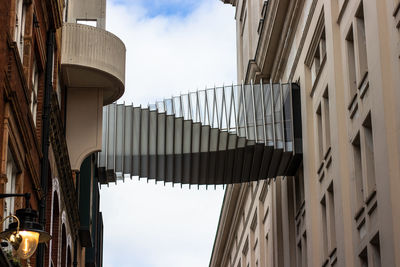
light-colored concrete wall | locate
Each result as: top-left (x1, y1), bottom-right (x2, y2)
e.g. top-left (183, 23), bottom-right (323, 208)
top-left (61, 23), bottom-right (126, 171)
top-left (66, 87), bottom-right (103, 171)
top-left (211, 0), bottom-right (400, 266)
top-left (61, 23), bottom-right (126, 105)
top-left (67, 0), bottom-right (106, 29)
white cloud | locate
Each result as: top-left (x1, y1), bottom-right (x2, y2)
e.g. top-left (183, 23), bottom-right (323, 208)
top-left (100, 1), bottom-right (236, 266)
top-left (106, 0), bottom-right (237, 105)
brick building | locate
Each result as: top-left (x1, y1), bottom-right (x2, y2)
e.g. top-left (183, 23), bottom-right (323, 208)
top-left (0, 0), bottom-right (125, 266)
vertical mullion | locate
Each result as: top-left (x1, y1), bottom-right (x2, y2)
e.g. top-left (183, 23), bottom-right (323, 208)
top-left (251, 80), bottom-right (258, 143)
top-left (279, 81), bottom-right (286, 151)
top-left (260, 79), bottom-right (267, 143)
top-left (270, 79), bottom-right (276, 146)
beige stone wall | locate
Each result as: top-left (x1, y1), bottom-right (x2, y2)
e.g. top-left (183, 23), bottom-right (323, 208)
top-left (210, 0), bottom-right (400, 266)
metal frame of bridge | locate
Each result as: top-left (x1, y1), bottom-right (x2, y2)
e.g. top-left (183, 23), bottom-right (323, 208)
top-left (97, 81), bottom-right (302, 187)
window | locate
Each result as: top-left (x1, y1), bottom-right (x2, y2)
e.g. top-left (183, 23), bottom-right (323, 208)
top-left (76, 19), bottom-right (97, 27)
top-left (63, 0), bottom-right (69, 23)
top-left (359, 247), bottom-right (368, 267)
top-left (14, 0), bottom-right (27, 60)
top-left (346, 26), bottom-right (357, 98)
top-left (352, 133), bottom-right (363, 210)
top-left (316, 104), bottom-right (323, 163)
top-left (345, 2), bottom-right (369, 100)
top-left (265, 234), bottom-right (270, 267)
top-left (322, 88), bottom-right (331, 151)
top-left (362, 114), bottom-right (375, 197)
top-left (311, 30), bottom-right (326, 86)
top-left (370, 233), bottom-right (381, 267)
top-left (354, 3), bottom-right (368, 82)
top-left (302, 233), bottom-right (308, 267)
top-left (321, 196), bottom-right (328, 258)
top-left (297, 241), bottom-right (302, 267)
top-left (327, 183), bottom-right (336, 251)
top-left (56, 73), bottom-right (62, 106)
top-left (31, 58), bottom-right (39, 125)
top-left (295, 165), bottom-right (304, 212)
top-left (3, 149), bottom-right (17, 231)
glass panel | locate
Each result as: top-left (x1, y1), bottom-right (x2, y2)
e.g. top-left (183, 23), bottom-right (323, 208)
top-left (263, 84), bottom-right (274, 146)
top-left (181, 94), bottom-right (190, 120)
top-left (148, 103), bottom-right (157, 111)
top-left (282, 84), bottom-right (293, 151)
top-left (206, 89), bottom-right (216, 127)
top-left (215, 87), bottom-right (225, 130)
top-left (253, 84), bottom-right (264, 142)
top-left (273, 84), bottom-right (283, 148)
top-left (173, 96), bottom-right (182, 117)
top-left (198, 90), bottom-right (207, 124)
top-left (164, 98), bottom-right (174, 115)
top-left (189, 92), bottom-right (198, 122)
top-left (156, 101), bottom-right (165, 112)
top-left (244, 84), bottom-right (255, 140)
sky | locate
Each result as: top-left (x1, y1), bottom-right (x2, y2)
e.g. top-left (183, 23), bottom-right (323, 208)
top-left (100, 1), bottom-right (236, 266)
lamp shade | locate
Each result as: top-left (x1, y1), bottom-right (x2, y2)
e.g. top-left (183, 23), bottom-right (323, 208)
top-left (16, 231), bottom-right (40, 259)
top-left (0, 208), bottom-right (51, 259)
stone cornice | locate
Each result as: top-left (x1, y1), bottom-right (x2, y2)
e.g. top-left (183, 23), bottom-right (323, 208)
top-left (220, 0), bottom-right (236, 6)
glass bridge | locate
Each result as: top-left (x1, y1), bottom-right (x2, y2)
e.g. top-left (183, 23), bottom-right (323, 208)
top-left (97, 81), bottom-right (302, 186)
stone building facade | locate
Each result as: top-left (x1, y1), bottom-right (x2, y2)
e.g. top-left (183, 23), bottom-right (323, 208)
top-left (210, 0), bottom-right (400, 266)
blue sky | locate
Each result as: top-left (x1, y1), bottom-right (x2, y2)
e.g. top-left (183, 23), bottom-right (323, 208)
top-left (101, 0), bottom-right (236, 267)
top-left (111, 0), bottom-right (200, 17)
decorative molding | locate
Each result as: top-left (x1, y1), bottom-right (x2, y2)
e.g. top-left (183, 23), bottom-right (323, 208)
top-left (304, 10), bottom-right (325, 68)
top-left (271, 0), bottom-right (304, 81)
top-left (49, 91), bottom-right (80, 236)
top-left (289, 0), bottom-right (318, 81)
top-left (337, 0), bottom-right (349, 24)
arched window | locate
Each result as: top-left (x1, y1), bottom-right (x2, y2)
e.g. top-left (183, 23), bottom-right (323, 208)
top-left (67, 245), bottom-right (72, 267)
top-left (51, 191), bottom-right (60, 266)
top-left (61, 224), bottom-right (67, 267)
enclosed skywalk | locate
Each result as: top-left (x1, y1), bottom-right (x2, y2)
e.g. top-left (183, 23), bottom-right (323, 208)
top-left (97, 82), bottom-right (302, 186)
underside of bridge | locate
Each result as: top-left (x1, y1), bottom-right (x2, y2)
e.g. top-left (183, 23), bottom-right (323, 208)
top-left (97, 82), bottom-right (302, 186)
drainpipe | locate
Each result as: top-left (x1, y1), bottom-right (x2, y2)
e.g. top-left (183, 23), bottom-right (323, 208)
top-left (36, 30), bottom-right (54, 267)
top-left (73, 171), bottom-right (80, 267)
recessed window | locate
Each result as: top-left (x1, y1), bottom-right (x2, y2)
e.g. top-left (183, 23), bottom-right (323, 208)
top-left (15, 0), bottom-right (27, 60)
top-left (327, 182), bottom-right (336, 251)
top-left (321, 195), bottom-right (328, 258)
top-left (322, 88), bottom-right (331, 152)
top-left (359, 247), bottom-right (368, 267)
top-left (31, 58), bottom-right (39, 125)
top-left (311, 29), bottom-right (326, 86)
top-left (352, 133), bottom-right (363, 210)
top-left (3, 148), bottom-right (17, 231)
top-left (362, 113), bottom-right (375, 197)
top-left (316, 104), bottom-right (323, 163)
top-left (355, 2), bottom-right (368, 82)
top-left (76, 19), bottom-right (97, 27)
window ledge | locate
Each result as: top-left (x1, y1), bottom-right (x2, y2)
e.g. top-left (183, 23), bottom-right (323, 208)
top-left (354, 206), bottom-right (365, 221)
top-left (358, 71), bottom-right (369, 99)
top-left (310, 55), bottom-right (326, 97)
top-left (337, 0), bottom-right (349, 24)
top-left (365, 189), bottom-right (376, 206)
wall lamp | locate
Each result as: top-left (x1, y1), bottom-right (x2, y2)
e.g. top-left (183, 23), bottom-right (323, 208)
top-left (0, 193), bottom-right (51, 259)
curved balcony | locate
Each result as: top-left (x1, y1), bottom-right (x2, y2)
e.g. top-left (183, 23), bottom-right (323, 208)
top-left (61, 23), bottom-right (126, 171)
top-left (61, 23), bottom-right (126, 105)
